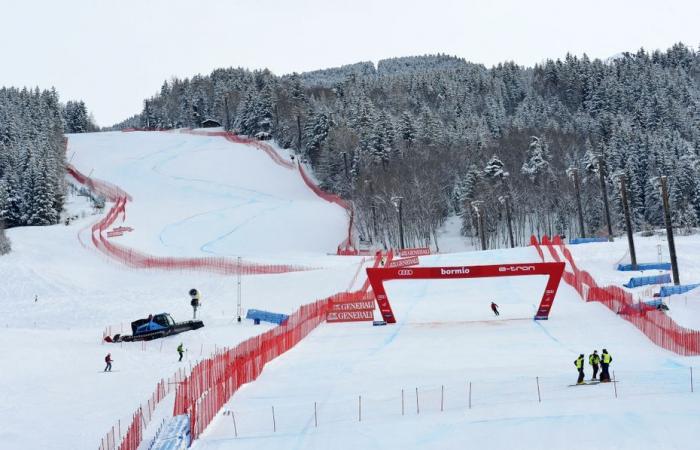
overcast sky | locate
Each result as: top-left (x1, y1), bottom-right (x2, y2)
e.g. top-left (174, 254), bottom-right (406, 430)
top-left (1, 0), bottom-right (698, 126)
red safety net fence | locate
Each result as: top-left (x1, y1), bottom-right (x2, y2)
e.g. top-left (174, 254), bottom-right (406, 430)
top-left (173, 251), bottom-right (384, 442)
top-left (67, 163), bottom-right (314, 275)
top-left (530, 235), bottom-right (700, 356)
top-left (99, 369), bottom-right (186, 450)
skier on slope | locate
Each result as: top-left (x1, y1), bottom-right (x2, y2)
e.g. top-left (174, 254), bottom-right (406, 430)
top-left (177, 343), bottom-right (185, 362)
top-left (574, 354), bottom-right (585, 384)
top-left (104, 353), bottom-right (113, 372)
top-left (600, 349), bottom-right (613, 382)
top-left (189, 289), bottom-right (201, 320)
top-left (589, 350), bottom-right (600, 381)
top-left (491, 302), bottom-right (500, 316)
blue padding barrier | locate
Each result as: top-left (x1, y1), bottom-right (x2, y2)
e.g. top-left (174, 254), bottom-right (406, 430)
top-left (150, 414), bottom-right (190, 450)
top-left (617, 262), bottom-right (672, 271)
top-left (569, 237), bottom-right (608, 245)
top-left (643, 299), bottom-right (663, 308)
top-left (246, 309), bottom-right (289, 325)
top-left (623, 274), bottom-right (672, 288)
top-left (659, 283), bottom-right (700, 298)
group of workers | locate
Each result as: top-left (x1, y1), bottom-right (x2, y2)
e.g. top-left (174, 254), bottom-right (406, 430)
top-left (103, 289), bottom-right (201, 371)
top-left (574, 349), bottom-right (613, 384)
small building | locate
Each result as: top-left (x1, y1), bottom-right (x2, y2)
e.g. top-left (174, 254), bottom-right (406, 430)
top-left (201, 118), bottom-right (221, 128)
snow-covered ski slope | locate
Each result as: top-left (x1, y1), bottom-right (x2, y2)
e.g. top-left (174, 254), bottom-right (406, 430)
top-left (68, 130), bottom-right (349, 261)
top-left (196, 244), bottom-right (700, 450)
top-left (0, 130), bottom-right (363, 450)
top-left (2, 129), bottom-right (700, 450)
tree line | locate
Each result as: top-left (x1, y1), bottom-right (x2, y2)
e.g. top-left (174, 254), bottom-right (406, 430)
top-left (121, 44), bottom-right (700, 249)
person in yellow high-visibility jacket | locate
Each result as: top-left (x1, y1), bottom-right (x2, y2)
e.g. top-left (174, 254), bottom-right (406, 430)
top-left (589, 350), bottom-right (600, 380)
top-left (600, 349), bottom-right (613, 382)
top-left (574, 354), bottom-right (585, 384)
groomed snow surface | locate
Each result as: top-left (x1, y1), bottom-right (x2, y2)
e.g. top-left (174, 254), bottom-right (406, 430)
top-left (1, 131), bottom-right (699, 450)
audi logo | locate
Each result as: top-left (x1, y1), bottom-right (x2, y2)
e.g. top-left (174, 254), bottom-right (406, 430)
top-left (398, 269), bottom-right (414, 276)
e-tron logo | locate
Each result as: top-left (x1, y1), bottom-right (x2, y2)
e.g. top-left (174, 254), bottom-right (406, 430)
top-left (498, 265), bottom-right (536, 272)
top-left (398, 269), bottom-right (413, 276)
top-left (440, 267), bottom-right (470, 275)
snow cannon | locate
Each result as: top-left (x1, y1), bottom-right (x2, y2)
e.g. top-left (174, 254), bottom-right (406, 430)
top-left (107, 313), bottom-right (204, 343)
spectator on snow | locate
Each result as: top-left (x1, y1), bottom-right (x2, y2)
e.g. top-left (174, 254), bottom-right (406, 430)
top-left (491, 302), bottom-right (499, 316)
top-left (589, 350), bottom-right (600, 381)
top-left (574, 354), bottom-right (585, 384)
top-left (177, 343), bottom-right (185, 362)
top-left (104, 353), bottom-right (113, 372)
top-left (600, 349), bottom-right (613, 382)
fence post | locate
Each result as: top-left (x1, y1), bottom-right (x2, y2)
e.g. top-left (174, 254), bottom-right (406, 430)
top-left (271, 406), bottom-right (276, 432)
top-left (612, 371), bottom-right (618, 398)
top-left (358, 395), bottom-right (362, 422)
top-left (314, 402), bottom-right (318, 427)
top-left (401, 389), bottom-right (404, 416)
top-left (536, 376), bottom-right (541, 402)
top-left (441, 385), bottom-right (444, 412)
top-left (231, 411), bottom-right (238, 437)
top-left (691, 367), bottom-right (694, 393)
top-left (415, 387), bottom-right (420, 414)
top-left (468, 381), bottom-right (472, 409)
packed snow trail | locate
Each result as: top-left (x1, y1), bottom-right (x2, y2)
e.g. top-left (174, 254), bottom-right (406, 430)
top-left (68, 130), bottom-right (349, 261)
top-left (0, 130), bottom-right (366, 450)
top-left (196, 247), bottom-right (700, 450)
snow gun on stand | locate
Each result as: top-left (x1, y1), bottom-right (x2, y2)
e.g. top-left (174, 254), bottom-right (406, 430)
top-left (105, 313), bottom-right (204, 343)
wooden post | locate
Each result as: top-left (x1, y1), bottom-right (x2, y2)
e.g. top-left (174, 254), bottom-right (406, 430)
top-left (619, 176), bottom-right (637, 269)
top-left (597, 158), bottom-right (614, 240)
top-left (660, 176), bottom-right (680, 285)
top-left (231, 411), bottom-right (238, 437)
top-left (441, 385), bottom-right (444, 412)
top-left (415, 387), bottom-right (420, 414)
top-left (358, 395), bottom-right (362, 422)
top-left (401, 389), bottom-right (405, 416)
top-left (271, 406), bottom-right (276, 432)
top-left (468, 381), bottom-right (472, 409)
top-left (691, 367), bottom-right (694, 393)
top-left (612, 371), bottom-right (618, 398)
top-left (314, 402), bottom-right (318, 427)
top-left (536, 376), bottom-right (541, 402)
top-left (569, 168), bottom-right (586, 238)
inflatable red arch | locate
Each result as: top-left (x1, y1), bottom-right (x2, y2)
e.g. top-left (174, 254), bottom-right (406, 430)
top-left (367, 262), bottom-right (566, 324)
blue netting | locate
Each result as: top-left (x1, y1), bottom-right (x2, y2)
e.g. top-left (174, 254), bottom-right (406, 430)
top-left (617, 262), bottom-right (672, 271)
top-left (569, 237), bottom-right (609, 245)
top-left (150, 414), bottom-right (190, 450)
top-left (623, 274), bottom-right (672, 288)
top-left (246, 309), bottom-right (289, 325)
top-left (658, 284), bottom-right (700, 297)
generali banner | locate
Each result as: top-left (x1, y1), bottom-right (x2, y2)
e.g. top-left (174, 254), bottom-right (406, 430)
top-left (327, 296), bottom-right (375, 322)
top-left (398, 247), bottom-right (431, 257)
top-left (386, 256), bottom-right (419, 268)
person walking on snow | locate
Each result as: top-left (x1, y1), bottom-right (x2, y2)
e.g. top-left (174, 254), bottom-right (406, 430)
top-left (589, 350), bottom-right (600, 380)
top-left (189, 288), bottom-right (201, 320)
top-left (600, 349), bottom-right (613, 382)
top-left (177, 343), bottom-right (185, 362)
top-left (491, 302), bottom-right (500, 316)
top-left (574, 354), bottom-right (585, 384)
top-left (104, 353), bottom-right (113, 372)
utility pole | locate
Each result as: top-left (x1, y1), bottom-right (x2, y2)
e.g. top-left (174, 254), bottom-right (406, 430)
top-left (499, 195), bottom-right (515, 248)
top-left (659, 176), bottom-right (680, 285)
top-left (392, 196), bottom-right (405, 250)
top-left (567, 168), bottom-right (586, 238)
top-left (224, 96), bottom-right (231, 131)
top-left (366, 180), bottom-right (378, 244)
top-left (597, 157), bottom-right (614, 241)
top-left (342, 152), bottom-right (349, 180)
top-left (236, 256), bottom-right (242, 322)
top-left (472, 201), bottom-right (487, 251)
top-left (618, 175), bottom-right (637, 270)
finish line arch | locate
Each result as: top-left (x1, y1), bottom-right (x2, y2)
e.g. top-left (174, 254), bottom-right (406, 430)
top-left (367, 262), bottom-right (565, 324)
